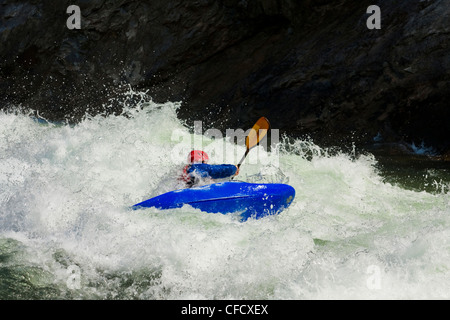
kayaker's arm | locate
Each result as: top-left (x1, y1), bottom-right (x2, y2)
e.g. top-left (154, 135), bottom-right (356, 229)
top-left (187, 164), bottom-right (239, 179)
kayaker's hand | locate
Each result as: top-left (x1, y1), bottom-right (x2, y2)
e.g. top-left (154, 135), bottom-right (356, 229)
top-left (234, 166), bottom-right (240, 176)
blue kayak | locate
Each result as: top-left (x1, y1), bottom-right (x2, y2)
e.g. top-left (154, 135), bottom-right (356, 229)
top-left (132, 181), bottom-right (295, 221)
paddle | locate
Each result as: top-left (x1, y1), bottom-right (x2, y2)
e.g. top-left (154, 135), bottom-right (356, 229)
top-left (232, 117), bottom-right (270, 179)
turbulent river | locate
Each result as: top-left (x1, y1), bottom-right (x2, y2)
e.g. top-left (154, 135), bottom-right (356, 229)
top-left (1, 90), bottom-right (449, 299)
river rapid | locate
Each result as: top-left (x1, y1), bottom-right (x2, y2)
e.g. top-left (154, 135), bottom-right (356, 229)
top-left (1, 89), bottom-right (449, 300)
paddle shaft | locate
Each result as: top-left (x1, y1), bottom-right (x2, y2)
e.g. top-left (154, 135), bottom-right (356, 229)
top-left (231, 150), bottom-right (248, 180)
top-left (237, 149), bottom-right (249, 169)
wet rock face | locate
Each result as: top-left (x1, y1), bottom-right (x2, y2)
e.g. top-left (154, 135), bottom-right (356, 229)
top-left (1, 0), bottom-right (449, 154)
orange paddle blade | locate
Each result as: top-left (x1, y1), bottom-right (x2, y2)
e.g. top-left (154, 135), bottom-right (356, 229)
top-left (246, 117), bottom-right (270, 150)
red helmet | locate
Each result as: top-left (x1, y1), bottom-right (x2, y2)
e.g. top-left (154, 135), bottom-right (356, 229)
top-left (188, 150), bottom-right (209, 164)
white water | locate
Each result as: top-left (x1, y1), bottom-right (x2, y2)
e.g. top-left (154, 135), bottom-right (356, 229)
top-left (1, 91), bottom-right (449, 299)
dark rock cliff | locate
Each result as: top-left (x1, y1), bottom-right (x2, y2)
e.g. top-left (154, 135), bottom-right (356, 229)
top-left (1, 0), bottom-right (449, 154)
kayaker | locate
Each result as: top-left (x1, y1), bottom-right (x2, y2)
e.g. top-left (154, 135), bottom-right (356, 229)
top-left (180, 150), bottom-right (239, 187)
